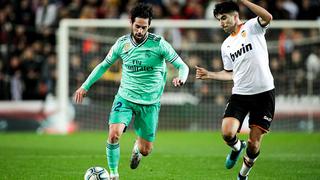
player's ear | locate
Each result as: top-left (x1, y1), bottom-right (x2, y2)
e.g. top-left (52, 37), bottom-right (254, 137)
top-left (129, 15), bottom-right (134, 25)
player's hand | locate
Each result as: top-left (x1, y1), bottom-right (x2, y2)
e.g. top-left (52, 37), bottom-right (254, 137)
top-left (172, 78), bottom-right (184, 87)
top-left (195, 66), bottom-right (209, 80)
top-left (74, 87), bottom-right (87, 104)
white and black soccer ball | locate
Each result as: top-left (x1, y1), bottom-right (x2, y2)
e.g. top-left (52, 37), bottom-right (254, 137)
top-left (84, 167), bottom-right (110, 180)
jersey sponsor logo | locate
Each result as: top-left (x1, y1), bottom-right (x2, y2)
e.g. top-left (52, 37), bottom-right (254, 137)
top-left (230, 43), bottom-right (253, 61)
top-left (125, 60), bottom-right (154, 72)
top-left (125, 64), bottom-right (153, 72)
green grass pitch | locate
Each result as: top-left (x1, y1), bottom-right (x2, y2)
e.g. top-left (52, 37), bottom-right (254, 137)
top-left (0, 131), bottom-right (320, 180)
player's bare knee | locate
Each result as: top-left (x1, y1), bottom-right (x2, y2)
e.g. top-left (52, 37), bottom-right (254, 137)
top-left (108, 132), bottom-right (121, 143)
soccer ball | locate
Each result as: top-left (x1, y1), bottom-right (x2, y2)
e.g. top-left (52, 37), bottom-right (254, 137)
top-left (84, 167), bottom-right (110, 180)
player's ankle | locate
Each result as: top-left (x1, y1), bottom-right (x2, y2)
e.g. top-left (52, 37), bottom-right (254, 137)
top-left (109, 168), bottom-right (118, 175)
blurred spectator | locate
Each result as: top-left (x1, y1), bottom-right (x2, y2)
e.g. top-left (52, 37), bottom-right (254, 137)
top-left (205, 1), bottom-right (217, 19)
top-left (155, 1), bottom-right (183, 48)
top-left (297, 0), bottom-right (319, 20)
top-left (271, 0), bottom-right (290, 19)
top-left (183, 0), bottom-right (205, 19)
top-left (288, 49), bottom-right (306, 96)
top-left (0, 57), bottom-right (11, 100)
top-left (282, 0), bottom-right (298, 19)
top-left (45, 53), bottom-right (57, 94)
top-left (20, 47), bottom-right (45, 100)
top-left (70, 54), bottom-right (85, 88)
top-left (166, 1), bottom-right (184, 19)
top-left (270, 56), bottom-right (286, 94)
top-left (8, 56), bottom-right (22, 100)
top-left (306, 48), bottom-right (320, 93)
top-left (97, 0), bottom-right (120, 18)
top-left (67, 0), bottom-right (82, 18)
top-left (80, 5), bottom-right (96, 19)
top-left (278, 28), bottom-right (295, 60)
top-left (119, 0), bottom-right (138, 19)
top-left (15, 0), bottom-right (35, 27)
top-left (181, 29), bottom-right (199, 49)
top-left (35, 0), bottom-right (58, 30)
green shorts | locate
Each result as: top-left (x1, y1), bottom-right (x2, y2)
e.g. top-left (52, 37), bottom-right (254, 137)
top-left (108, 94), bottom-right (160, 142)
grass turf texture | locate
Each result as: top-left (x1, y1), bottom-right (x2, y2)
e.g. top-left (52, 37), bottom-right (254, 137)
top-left (0, 131), bottom-right (319, 180)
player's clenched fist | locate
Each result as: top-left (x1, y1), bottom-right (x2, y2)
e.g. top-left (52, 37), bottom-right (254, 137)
top-left (195, 66), bottom-right (209, 80)
top-left (172, 78), bottom-right (184, 87)
top-left (74, 87), bottom-right (87, 104)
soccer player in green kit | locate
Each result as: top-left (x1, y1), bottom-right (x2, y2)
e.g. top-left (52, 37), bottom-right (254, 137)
top-left (74, 3), bottom-right (189, 180)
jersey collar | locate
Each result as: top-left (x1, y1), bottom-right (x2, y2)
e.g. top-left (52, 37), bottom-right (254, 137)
top-left (130, 32), bottom-right (149, 47)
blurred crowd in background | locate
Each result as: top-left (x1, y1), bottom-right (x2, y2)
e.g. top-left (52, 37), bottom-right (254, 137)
top-left (0, 0), bottom-right (320, 103)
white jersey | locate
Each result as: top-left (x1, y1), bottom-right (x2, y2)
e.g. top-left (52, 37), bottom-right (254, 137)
top-left (221, 17), bottom-right (274, 95)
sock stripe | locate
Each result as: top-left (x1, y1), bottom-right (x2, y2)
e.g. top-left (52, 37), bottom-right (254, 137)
top-left (246, 149), bottom-right (260, 159)
top-left (243, 157), bottom-right (254, 167)
top-left (225, 136), bottom-right (238, 146)
top-left (107, 143), bottom-right (120, 149)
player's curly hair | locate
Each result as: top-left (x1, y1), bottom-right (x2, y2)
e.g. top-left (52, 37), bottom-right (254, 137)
top-left (130, 3), bottom-right (153, 25)
top-left (213, 1), bottom-right (240, 19)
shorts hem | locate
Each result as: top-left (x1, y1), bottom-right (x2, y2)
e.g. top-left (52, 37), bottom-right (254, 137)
top-left (249, 124), bottom-right (269, 133)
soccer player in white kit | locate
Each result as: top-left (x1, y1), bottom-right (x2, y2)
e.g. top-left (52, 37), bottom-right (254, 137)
top-left (196, 1), bottom-right (274, 179)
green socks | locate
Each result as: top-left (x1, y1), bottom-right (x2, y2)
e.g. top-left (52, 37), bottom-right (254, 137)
top-left (107, 142), bottom-right (120, 175)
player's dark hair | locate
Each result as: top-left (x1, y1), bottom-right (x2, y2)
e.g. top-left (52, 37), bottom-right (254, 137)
top-left (213, 1), bottom-right (240, 19)
top-left (130, 3), bottom-right (153, 25)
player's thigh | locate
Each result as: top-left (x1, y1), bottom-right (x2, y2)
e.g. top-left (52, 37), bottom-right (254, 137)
top-left (249, 89), bottom-right (275, 132)
top-left (223, 94), bottom-right (249, 132)
top-left (134, 102), bottom-right (160, 142)
top-left (109, 94), bottom-right (134, 127)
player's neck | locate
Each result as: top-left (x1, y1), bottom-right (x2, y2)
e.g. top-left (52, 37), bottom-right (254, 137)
top-left (231, 22), bottom-right (244, 36)
top-left (132, 32), bottom-right (148, 44)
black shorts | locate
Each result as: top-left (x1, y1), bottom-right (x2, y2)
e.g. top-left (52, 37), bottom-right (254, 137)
top-left (224, 89), bottom-right (275, 132)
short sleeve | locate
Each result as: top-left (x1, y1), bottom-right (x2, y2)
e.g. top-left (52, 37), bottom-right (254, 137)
top-left (103, 38), bottom-right (121, 65)
top-left (245, 17), bottom-right (268, 35)
top-left (221, 45), bottom-right (233, 71)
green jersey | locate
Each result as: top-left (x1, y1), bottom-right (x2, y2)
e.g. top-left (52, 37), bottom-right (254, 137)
top-left (81, 33), bottom-right (189, 105)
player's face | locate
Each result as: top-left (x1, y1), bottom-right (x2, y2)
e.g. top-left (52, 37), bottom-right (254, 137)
top-left (131, 17), bottom-right (150, 43)
top-left (216, 13), bottom-right (237, 34)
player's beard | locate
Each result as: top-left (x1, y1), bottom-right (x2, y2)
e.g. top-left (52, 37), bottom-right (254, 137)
top-left (132, 32), bottom-right (147, 44)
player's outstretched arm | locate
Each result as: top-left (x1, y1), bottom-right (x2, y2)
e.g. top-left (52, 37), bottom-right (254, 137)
top-left (73, 60), bottom-right (111, 104)
top-left (238, 0), bottom-right (272, 26)
top-left (195, 66), bottom-right (233, 81)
